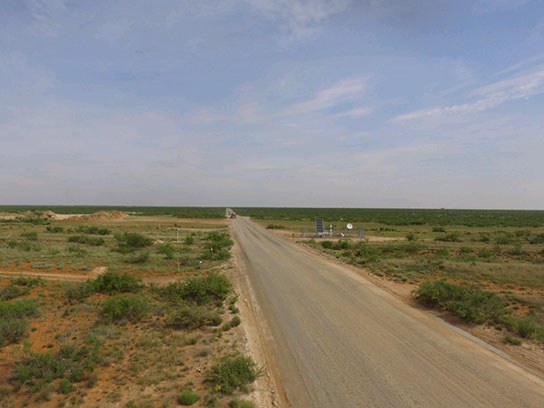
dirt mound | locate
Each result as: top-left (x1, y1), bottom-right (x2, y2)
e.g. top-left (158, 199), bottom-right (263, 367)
top-left (64, 211), bottom-right (127, 221)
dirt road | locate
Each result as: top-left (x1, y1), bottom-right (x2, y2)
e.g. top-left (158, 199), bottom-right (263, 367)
top-left (231, 216), bottom-right (544, 407)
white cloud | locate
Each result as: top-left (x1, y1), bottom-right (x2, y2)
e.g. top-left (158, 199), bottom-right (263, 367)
top-left (245, 0), bottom-right (350, 39)
top-left (332, 106), bottom-right (373, 119)
top-left (284, 77), bottom-right (368, 116)
top-left (26, 0), bottom-right (68, 37)
top-left (393, 64), bottom-right (544, 121)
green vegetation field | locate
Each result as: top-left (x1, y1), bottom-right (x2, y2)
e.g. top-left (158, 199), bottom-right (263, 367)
top-left (0, 208), bottom-right (258, 407)
top-left (234, 207), bottom-right (544, 227)
top-left (236, 207), bottom-right (544, 347)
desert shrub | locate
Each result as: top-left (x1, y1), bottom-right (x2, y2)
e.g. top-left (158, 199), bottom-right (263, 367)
top-left (68, 235), bottom-right (105, 246)
top-left (0, 299), bottom-right (39, 319)
top-left (0, 284), bottom-right (28, 301)
top-left (178, 272), bottom-right (232, 305)
top-left (530, 233), bottom-right (544, 245)
top-left (503, 334), bottom-right (522, 345)
top-left (229, 399), bottom-right (255, 408)
top-left (6, 240), bottom-right (39, 252)
top-left (507, 245), bottom-right (526, 256)
top-left (158, 244), bottom-right (176, 259)
top-left (21, 231), bottom-right (38, 241)
top-left (354, 244), bottom-right (380, 263)
top-left (124, 251), bottom-right (149, 264)
top-left (432, 226), bottom-right (446, 233)
top-left (100, 294), bottom-right (148, 323)
top-left (67, 245), bottom-right (88, 257)
top-left (333, 240), bottom-right (350, 250)
top-left (65, 282), bottom-right (95, 303)
top-left (45, 225), bottom-right (64, 233)
top-left (435, 248), bottom-right (449, 258)
top-left (11, 343), bottom-right (98, 391)
top-left (435, 233), bottom-right (461, 242)
top-left (75, 226), bottom-right (110, 235)
top-left (266, 224), bottom-right (284, 230)
top-left (495, 235), bottom-right (514, 245)
top-left (92, 271), bottom-right (142, 294)
top-left (0, 318), bottom-right (28, 346)
top-left (114, 232), bottom-right (152, 253)
top-left (377, 242), bottom-right (426, 258)
top-left (184, 235), bottom-right (195, 245)
top-left (405, 232), bottom-right (417, 241)
top-left (0, 299), bottom-right (37, 346)
top-left (230, 316), bottom-right (241, 327)
top-left (12, 277), bottom-right (43, 288)
top-left (207, 355), bottom-right (260, 394)
top-left (414, 280), bottom-right (505, 324)
top-left (505, 317), bottom-right (544, 340)
top-left (167, 305), bottom-right (222, 330)
top-left (178, 390), bottom-right (200, 405)
top-left (158, 273), bottom-right (232, 306)
top-left (202, 232), bottom-right (233, 261)
top-left (321, 240), bottom-right (334, 249)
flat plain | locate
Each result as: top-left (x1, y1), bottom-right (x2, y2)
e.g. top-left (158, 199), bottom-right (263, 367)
top-left (0, 207), bottom-right (258, 408)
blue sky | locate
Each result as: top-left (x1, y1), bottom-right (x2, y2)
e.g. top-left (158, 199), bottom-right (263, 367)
top-left (1, 0), bottom-right (543, 208)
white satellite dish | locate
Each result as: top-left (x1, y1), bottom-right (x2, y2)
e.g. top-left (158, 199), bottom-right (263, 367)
top-left (346, 223), bottom-right (353, 230)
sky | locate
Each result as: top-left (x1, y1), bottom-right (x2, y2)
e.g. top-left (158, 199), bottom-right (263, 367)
top-left (1, 0), bottom-right (543, 209)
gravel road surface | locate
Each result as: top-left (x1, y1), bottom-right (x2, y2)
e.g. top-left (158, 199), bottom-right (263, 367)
top-left (231, 216), bottom-right (544, 407)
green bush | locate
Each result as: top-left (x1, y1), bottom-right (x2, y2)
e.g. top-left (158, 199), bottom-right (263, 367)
top-left (435, 233), bottom-right (461, 242)
top-left (0, 284), bottom-right (28, 301)
top-left (6, 240), bottom-right (39, 252)
top-left (178, 390), bottom-right (200, 405)
top-left (202, 232), bottom-right (233, 261)
top-left (167, 305), bottom-right (221, 330)
top-left (321, 240), bottom-right (334, 249)
top-left (12, 277), bottom-right (43, 288)
top-left (0, 299), bottom-right (39, 319)
top-left (354, 244), bottom-right (380, 263)
top-left (230, 316), bottom-right (241, 327)
top-left (58, 379), bottom-right (73, 394)
top-left (100, 294), bottom-right (148, 323)
top-left (506, 317), bottom-right (543, 340)
top-left (21, 231), bottom-right (38, 241)
top-left (184, 235), bottom-right (195, 245)
top-left (0, 318), bottom-right (28, 346)
top-left (177, 272), bottom-right (232, 305)
top-left (92, 271), bottom-right (142, 294)
top-left (530, 233), bottom-right (544, 244)
top-left (75, 226), bottom-right (110, 235)
top-left (67, 245), bottom-right (88, 257)
top-left (207, 355), bottom-right (260, 394)
top-left (229, 399), bottom-right (255, 408)
top-left (158, 244), bottom-right (176, 259)
top-left (114, 232), bottom-right (152, 253)
top-left (0, 299), bottom-right (37, 346)
top-left (68, 235), bottom-right (105, 246)
top-left (11, 343), bottom-right (98, 390)
top-left (124, 251), bottom-right (150, 264)
top-left (65, 282), bottom-right (95, 303)
top-left (414, 280), bottom-right (505, 324)
top-left (45, 225), bottom-right (64, 233)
